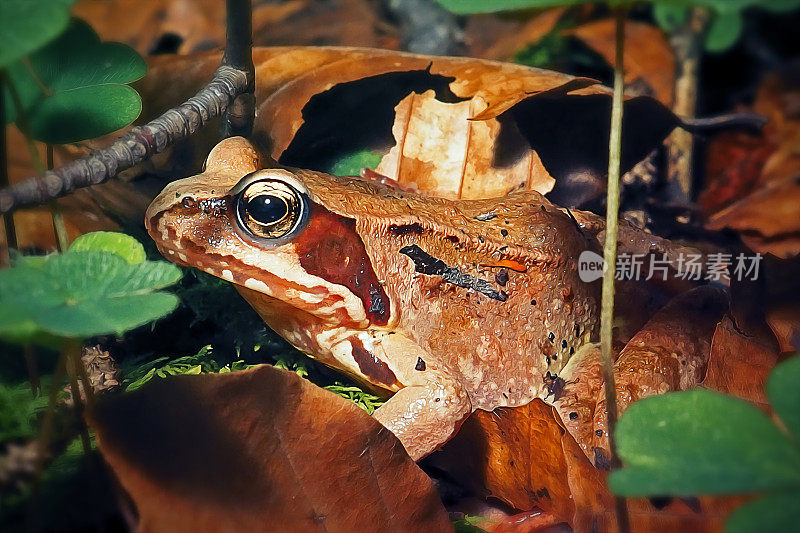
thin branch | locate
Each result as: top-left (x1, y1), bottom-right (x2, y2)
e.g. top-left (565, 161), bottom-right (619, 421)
top-left (667, 7), bottom-right (710, 200)
top-left (221, 0), bottom-right (255, 138)
top-left (601, 9), bottom-right (630, 533)
top-left (0, 66), bottom-right (249, 215)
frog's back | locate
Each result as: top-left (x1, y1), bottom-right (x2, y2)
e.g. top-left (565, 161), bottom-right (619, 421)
top-left (309, 174), bottom-right (603, 410)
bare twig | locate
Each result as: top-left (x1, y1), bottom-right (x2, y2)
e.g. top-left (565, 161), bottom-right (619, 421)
top-left (667, 7), bottom-right (710, 200)
top-left (601, 9), bottom-right (630, 533)
top-left (0, 66), bottom-right (249, 215)
top-left (222, 0), bottom-right (255, 138)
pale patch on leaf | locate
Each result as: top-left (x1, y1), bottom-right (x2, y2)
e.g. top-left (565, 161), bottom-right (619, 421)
top-left (375, 91), bottom-right (554, 199)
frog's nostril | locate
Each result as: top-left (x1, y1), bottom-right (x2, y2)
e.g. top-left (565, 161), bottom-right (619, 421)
top-left (181, 196), bottom-right (198, 209)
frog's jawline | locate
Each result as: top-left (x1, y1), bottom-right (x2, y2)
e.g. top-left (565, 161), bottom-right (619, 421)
top-left (399, 244), bottom-right (507, 302)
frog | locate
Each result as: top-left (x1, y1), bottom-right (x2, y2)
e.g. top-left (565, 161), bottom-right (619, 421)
top-left (146, 136), bottom-right (607, 461)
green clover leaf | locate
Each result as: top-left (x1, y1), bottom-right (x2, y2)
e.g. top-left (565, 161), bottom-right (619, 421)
top-left (0, 232), bottom-right (182, 344)
top-left (4, 18), bottom-right (146, 143)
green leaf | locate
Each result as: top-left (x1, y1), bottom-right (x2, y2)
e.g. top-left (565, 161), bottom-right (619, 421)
top-left (653, 3), bottom-right (689, 33)
top-left (27, 84), bottom-right (142, 144)
top-left (649, 1), bottom-right (760, 14)
top-left (760, 0), bottom-right (800, 12)
top-left (36, 292), bottom-right (180, 338)
top-left (435, 0), bottom-right (600, 14)
top-left (0, 0), bottom-right (75, 68)
top-left (0, 249), bottom-right (182, 340)
top-left (704, 11), bottom-right (744, 52)
top-left (4, 18), bottom-right (145, 141)
top-left (327, 149), bottom-right (384, 177)
top-left (767, 356), bottom-right (800, 442)
top-left (435, 0), bottom-right (761, 15)
top-left (725, 492), bottom-right (800, 533)
top-left (610, 390), bottom-right (800, 496)
top-left (69, 231), bottom-right (147, 264)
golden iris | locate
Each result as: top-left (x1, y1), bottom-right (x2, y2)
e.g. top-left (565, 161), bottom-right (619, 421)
top-left (236, 180), bottom-right (303, 239)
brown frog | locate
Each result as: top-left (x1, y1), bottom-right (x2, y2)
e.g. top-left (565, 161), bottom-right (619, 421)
top-left (146, 137), bottom-right (606, 460)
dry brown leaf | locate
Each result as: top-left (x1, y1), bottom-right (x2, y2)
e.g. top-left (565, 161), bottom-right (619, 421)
top-left (766, 304), bottom-right (800, 353)
top-left (566, 19), bottom-right (675, 105)
top-left (699, 131), bottom-right (776, 214)
top-left (74, 0), bottom-right (393, 56)
top-left (704, 64), bottom-right (800, 257)
top-left (436, 392), bottom-right (742, 533)
top-left (477, 8), bottom-right (568, 61)
top-left (706, 174), bottom-right (800, 258)
top-left (432, 398), bottom-right (610, 528)
top-left (701, 315), bottom-right (779, 406)
top-left (251, 47), bottom-right (678, 199)
top-left (373, 91), bottom-right (554, 198)
top-left (88, 365), bottom-right (451, 533)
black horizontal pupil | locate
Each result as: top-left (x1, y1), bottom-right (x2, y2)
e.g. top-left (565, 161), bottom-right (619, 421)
top-left (247, 195), bottom-right (287, 225)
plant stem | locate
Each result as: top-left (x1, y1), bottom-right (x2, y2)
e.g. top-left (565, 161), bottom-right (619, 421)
top-left (0, 71), bottom-right (18, 256)
top-left (222, 0), bottom-right (255, 138)
top-left (28, 350), bottom-right (67, 532)
top-left (24, 344), bottom-right (40, 396)
top-left (73, 345), bottom-right (96, 410)
top-left (65, 345), bottom-right (105, 533)
top-left (4, 71), bottom-right (45, 176)
top-left (47, 145), bottom-right (69, 252)
top-left (602, 8), bottom-right (630, 533)
top-left (667, 7), bottom-right (709, 200)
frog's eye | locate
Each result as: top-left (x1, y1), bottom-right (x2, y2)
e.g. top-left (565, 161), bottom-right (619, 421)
top-left (234, 179), bottom-right (306, 240)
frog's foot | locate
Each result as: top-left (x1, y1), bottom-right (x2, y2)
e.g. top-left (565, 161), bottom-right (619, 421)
top-left (374, 375), bottom-right (472, 461)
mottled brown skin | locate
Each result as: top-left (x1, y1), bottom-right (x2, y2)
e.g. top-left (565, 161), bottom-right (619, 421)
top-left (146, 137), bottom-right (601, 460)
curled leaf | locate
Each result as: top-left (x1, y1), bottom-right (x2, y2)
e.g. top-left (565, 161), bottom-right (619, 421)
top-left (89, 365), bottom-right (452, 533)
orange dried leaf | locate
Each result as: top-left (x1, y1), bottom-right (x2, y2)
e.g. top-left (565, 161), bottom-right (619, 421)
top-left (567, 19), bottom-right (675, 105)
top-left (89, 365), bottom-right (451, 533)
top-left (434, 399), bottom-right (610, 526)
top-left (702, 315), bottom-right (779, 406)
top-left (374, 91), bottom-right (555, 198)
top-left (707, 175), bottom-right (800, 258)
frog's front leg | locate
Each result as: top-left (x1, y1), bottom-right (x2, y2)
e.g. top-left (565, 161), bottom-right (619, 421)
top-left (366, 333), bottom-right (472, 461)
top-left (373, 370), bottom-right (472, 461)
